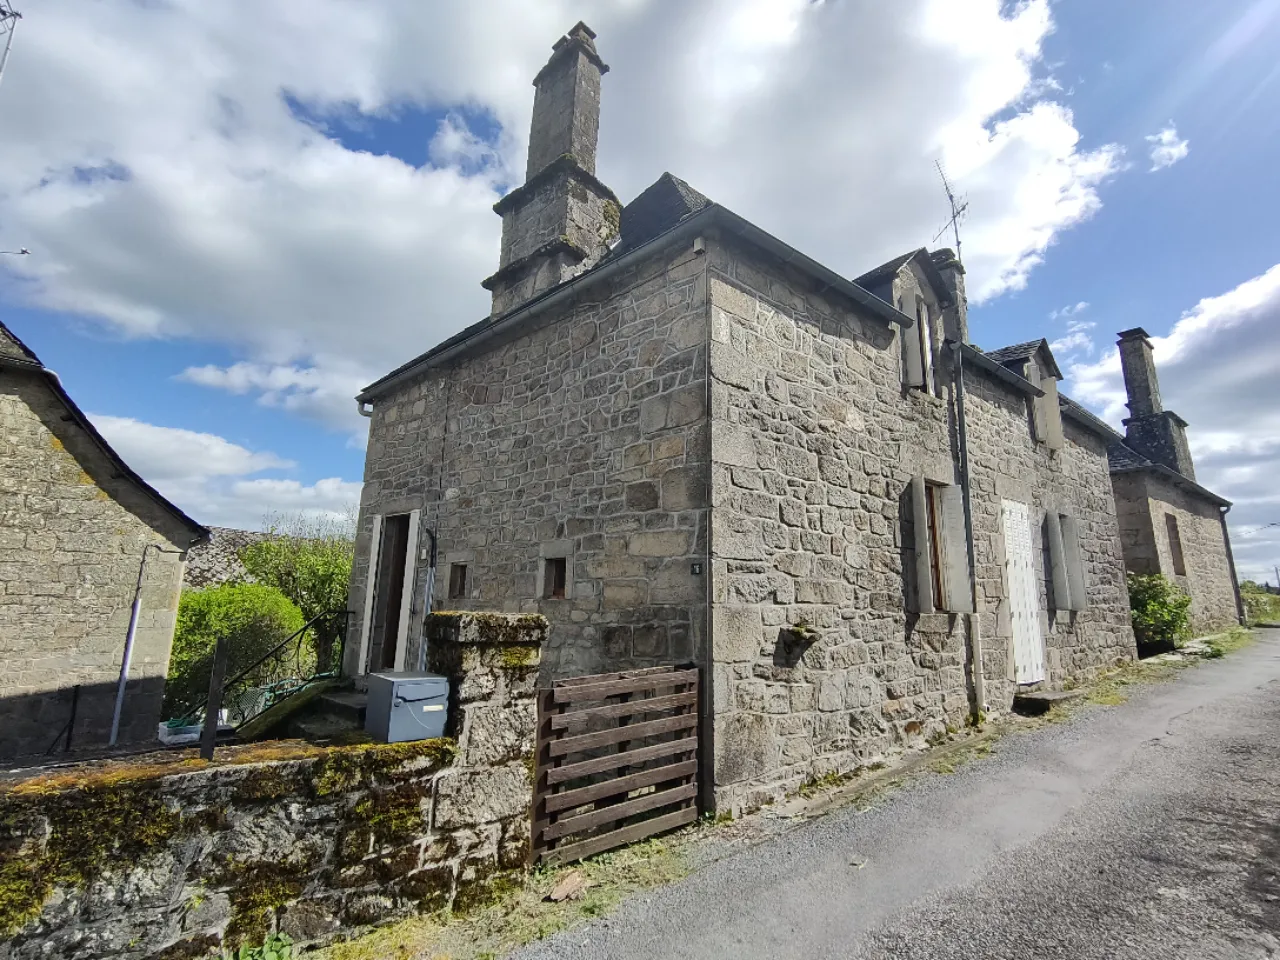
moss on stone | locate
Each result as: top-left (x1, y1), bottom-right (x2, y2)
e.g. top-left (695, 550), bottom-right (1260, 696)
top-left (498, 643), bottom-right (538, 668)
top-left (233, 764), bottom-right (307, 803)
top-left (223, 862), bottom-right (307, 946)
top-left (602, 199), bottom-right (621, 239)
top-left (451, 871), bottom-right (521, 916)
top-left (310, 739), bottom-right (454, 797)
top-left (350, 783), bottom-right (430, 848)
top-left (0, 778), bottom-right (185, 936)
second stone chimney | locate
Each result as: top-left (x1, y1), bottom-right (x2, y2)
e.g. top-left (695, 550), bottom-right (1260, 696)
top-left (930, 248), bottom-right (968, 344)
top-left (1116, 327), bottom-right (1197, 480)
top-left (482, 23), bottom-right (621, 316)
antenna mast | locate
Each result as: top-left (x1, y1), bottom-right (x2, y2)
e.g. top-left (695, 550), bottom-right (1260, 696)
top-left (0, 2), bottom-right (20, 94)
top-left (932, 160), bottom-right (969, 265)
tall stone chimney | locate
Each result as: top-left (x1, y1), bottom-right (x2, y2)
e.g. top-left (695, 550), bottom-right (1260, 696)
top-left (930, 248), bottom-right (967, 343)
top-left (482, 23), bottom-right (621, 316)
top-left (1116, 327), bottom-right (1196, 479)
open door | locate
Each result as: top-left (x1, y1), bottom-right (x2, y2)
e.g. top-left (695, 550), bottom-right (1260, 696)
top-left (362, 510), bottom-right (420, 674)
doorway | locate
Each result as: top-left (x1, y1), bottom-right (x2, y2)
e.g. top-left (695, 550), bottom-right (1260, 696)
top-left (1002, 499), bottom-right (1045, 684)
top-left (370, 513), bottom-right (413, 673)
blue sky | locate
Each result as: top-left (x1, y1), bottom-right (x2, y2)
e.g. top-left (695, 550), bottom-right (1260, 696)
top-left (1, 0), bottom-right (1277, 577)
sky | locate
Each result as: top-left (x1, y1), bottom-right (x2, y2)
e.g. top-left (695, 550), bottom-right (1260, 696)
top-left (0, 0), bottom-right (1277, 581)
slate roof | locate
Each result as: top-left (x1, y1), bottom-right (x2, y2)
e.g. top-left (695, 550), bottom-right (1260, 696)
top-left (854, 248), bottom-right (954, 309)
top-left (0, 320), bottom-right (209, 545)
top-left (1059, 395), bottom-right (1123, 443)
top-left (1106, 437), bottom-right (1231, 507)
top-left (183, 526), bottom-right (272, 589)
top-left (613, 172), bottom-right (710, 256)
top-left (984, 338), bottom-right (1064, 381)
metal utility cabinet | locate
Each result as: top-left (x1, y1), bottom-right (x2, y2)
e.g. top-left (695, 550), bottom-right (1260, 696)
top-left (365, 671), bottom-right (450, 743)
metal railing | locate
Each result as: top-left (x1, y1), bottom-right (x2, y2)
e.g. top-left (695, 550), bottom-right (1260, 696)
top-left (164, 609), bottom-right (350, 758)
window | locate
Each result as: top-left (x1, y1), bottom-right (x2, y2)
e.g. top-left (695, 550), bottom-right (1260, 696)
top-left (1028, 359), bottom-right (1064, 451)
top-left (1045, 511), bottom-right (1088, 611)
top-left (1165, 514), bottom-right (1187, 576)
top-left (447, 563), bottom-right (468, 600)
top-left (543, 557), bottom-right (567, 599)
top-left (908, 477), bottom-right (973, 614)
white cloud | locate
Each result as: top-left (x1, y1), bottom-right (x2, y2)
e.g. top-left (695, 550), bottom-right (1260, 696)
top-left (90, 415), bottom-right (361, 530)
top-left (1049, 301), bottom-right (1096, 356)
top-left (1050, 301), bottom-right (1090, 321)
top-left (1145, 123), bottom-right (1190, 171)
top-left (1066, 264), bottom-right (1280, 582)
top-left (0, 0), bottom-right (1123, 434)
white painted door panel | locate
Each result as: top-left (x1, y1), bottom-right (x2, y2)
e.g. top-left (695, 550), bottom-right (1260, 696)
top-left (1002, 499), bottom-right (1045, 684)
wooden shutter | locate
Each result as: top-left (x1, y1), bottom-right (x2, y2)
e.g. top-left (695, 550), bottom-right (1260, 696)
top-left (356, 514), bottom-right (384, 675)
top-left (1042, 377), bottom-right (1065, 451)
top-left (1060, 514), bottom-right (1088, 611)
top-left (937, 484), bottom-right (974, 613)
top-left (1026, 361), bottom-right (1047, 441)
top-left (910, 476), bottom-right (935, 613)
top-left (1044, 511), bottom-right (1071, 612)
top-left (902, 323), bottom-right (925, 388)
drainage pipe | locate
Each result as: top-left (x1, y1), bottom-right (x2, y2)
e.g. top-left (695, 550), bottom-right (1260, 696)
top-left (950, 341), bottom-right (987, 718)
top-left (110, 543), bottom-right (184, 746)
top-left (1220, 505), bottom-right (1246, 625)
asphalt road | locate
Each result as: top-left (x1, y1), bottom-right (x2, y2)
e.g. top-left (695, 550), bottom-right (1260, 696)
top-left (514, 629), bottom-right (1280, 960)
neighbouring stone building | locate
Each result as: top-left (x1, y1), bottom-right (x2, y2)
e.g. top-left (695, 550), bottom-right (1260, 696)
top-left (183, 526), bottom-right (271, 590)
top-left (1106, 328), bottom-right (1243, 634)
top-left (347, 23), bottom-right (1138, 811)
top-left (0, 321), bottom-right (208, 761)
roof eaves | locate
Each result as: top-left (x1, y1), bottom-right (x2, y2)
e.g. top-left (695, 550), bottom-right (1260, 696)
top-left (956, 342), bottom-right (1044, 397)
top-left (0, 355), bottom-right (210, 544)
top-left (358, 203), bottom-right (916, 402)
top-left (1059, 395), bottom-right (1123, 443)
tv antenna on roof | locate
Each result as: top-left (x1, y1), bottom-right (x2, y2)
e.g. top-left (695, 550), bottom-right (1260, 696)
top-left (932, 160), bottom-right (969, 265)
top-left (0, 2), bottom-right (21, 95)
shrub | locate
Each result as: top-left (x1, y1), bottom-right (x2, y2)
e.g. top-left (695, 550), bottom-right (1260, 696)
top-left (238, 512), bottom-right (355, 673)
top-left (164, 583), bottom-right (306, 720)
top-left (1241, 582), bottom-right (1280, 625)
top-left (1127, 572), bottom-right (1192, 655)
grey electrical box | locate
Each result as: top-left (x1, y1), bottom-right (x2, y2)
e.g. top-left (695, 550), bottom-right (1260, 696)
top-left (365, 672), bottom-right (450, 743)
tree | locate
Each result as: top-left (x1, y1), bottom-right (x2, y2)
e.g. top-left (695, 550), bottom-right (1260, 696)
top-left (238, 511), bottom-right (355, 672)
top-left (1127, 572), bottom-right (1192, 656)
top-left (165, 583), bottom-right (305, 720)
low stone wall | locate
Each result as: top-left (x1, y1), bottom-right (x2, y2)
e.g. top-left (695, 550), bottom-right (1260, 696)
top-left (0, 613), bottom-right (544, 960)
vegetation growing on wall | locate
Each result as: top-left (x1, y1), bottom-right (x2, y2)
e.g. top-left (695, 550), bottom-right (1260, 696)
top-left (164, 582), bottom-right (307, 719)
top-left (1241, 581), bottom-right (1280, 625)
top-left (1127, 572), bottom-right (1192, 655)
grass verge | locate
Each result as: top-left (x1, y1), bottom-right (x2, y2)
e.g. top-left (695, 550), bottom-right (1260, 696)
top-left (314, 834), bottom-right (693, 960)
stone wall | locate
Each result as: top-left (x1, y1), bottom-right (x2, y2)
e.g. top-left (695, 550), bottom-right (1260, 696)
top-left (0, 373), bottom-right (194, 761)
top-left (349, 237), bottom-right (711, 683)
top-left (961, 373), bottom-right (1136, 709)
top-left (0, 613), bottom-right (543, 960)
top-left (703, 236), bottom-right (1135, 813)
top-left (1112, 471), bottom-right (1238, 635)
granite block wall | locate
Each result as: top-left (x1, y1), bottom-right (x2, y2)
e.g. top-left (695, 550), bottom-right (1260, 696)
top-left (1112, 471), bottom-right (1238, 635)
top-left (348, 238), bottom-right (711, 684)
top-left (0, 613), bottom-right (544, 960)
top-left (0, 374), bottom-right (193, 761)
top-left (703, 236), bottom-right (1136, 813)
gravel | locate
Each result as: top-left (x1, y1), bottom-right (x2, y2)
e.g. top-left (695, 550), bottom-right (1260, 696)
top-left (512, 629), bottom-right (1280, 959)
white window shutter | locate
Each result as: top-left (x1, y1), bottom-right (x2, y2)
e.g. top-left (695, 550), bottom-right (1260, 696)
top-left (1061, 514), bottom-right (1088, 611)
top-left (938, 484), bottom-right (974, 614)
top-left (1042, 377), bottom-right (1065, 451)
top-left (1044, 511), bottom-right (1071, 612)
top-left (356, 514), bottom-right (384, 676)
top-left (910, 476), bottom-right (935, 614)
top-left (902, 323), bottom-right (925, 388)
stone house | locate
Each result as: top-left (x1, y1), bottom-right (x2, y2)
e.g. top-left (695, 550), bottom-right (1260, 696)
top-left (1105, 328), bottom-right (1243, 634)
top-left (346, 23), bottom-right (1137, 811)
top-left (0, 321), bottom-right (208, 761)
top-left (183, 526), bottom-right (272, 590)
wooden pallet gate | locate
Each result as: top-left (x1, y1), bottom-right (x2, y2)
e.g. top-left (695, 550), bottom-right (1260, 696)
top-left (530, 664), bottom-right (701, 866)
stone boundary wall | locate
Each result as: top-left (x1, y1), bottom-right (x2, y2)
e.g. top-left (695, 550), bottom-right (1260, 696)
top-left (0, 613), bottom-right (544, 960)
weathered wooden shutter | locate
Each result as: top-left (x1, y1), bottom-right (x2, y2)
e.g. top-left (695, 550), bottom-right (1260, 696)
top-left (937, 484), bottom-right (974, 613)
top-left (1061, 514), bottom-right (1088, 611)
top-left (356, 514), bottom-right (384, 675)
top-left (1044, 511), bottom-right (1071, 612)
top-left (1042, 376), bottom-right (1065, 451)
top-left (902, 322), bottom-right (925, 388)
top-left (392, 508), bottom-right (422, 671)
top-left (1026, 361), bottom-right (1047, 441)
top-left (910, 476), bottom-right (935, 613)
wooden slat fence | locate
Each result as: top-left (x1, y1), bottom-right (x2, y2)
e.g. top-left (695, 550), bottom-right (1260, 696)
top-left (531, 665), bottom-right (700, 866)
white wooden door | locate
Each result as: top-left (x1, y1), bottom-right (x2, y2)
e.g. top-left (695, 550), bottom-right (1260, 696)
top-left (1002, 499), bottom-right (1045, 684)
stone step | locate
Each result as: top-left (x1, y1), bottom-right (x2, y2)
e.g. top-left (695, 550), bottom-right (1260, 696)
top-left (1012, 688), bottom-right (1085, 716)
top-left (316, 690), bottom-right (368, 725)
